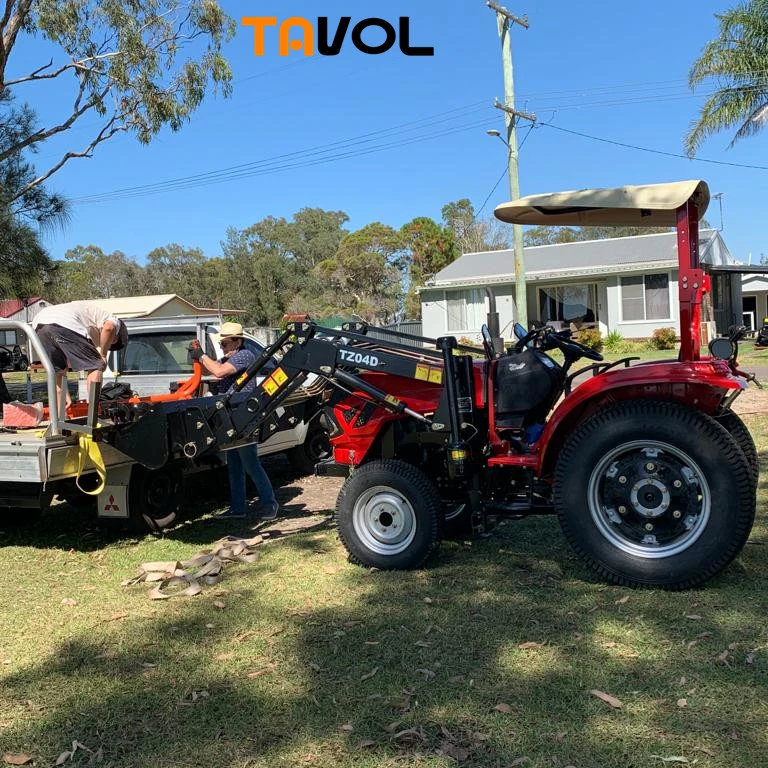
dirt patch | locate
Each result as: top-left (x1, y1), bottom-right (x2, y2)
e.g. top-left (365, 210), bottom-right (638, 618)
top-left (732, 385), bottom-right (768, 415)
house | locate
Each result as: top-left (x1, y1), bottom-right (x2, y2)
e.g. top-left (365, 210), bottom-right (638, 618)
top-left (739, 273), bottom-right (768, 330)
top-left (420, 230), bottom-right (755, 343)
top-left (0, 297), bottom-right (52, 347)
top-left (85, 294), bottom-right (244, 319)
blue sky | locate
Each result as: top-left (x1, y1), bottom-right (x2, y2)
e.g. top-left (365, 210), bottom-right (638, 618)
top-left (14, 0), bottom-right (768, 265)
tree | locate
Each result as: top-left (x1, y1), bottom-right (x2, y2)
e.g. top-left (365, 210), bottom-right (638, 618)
top-left (0, 91), bottom-right (69, 295)
top-left (523, 225), bottom-right (672, 247)
top-left (400, 217), bottom-right (459, 318)
top-left (0, 0), bottom-right (235, 200)
top-left (316, 223), bottom-right (406, 323)
top-left (685, 0), bottom-right (768, 155)
top-left (50, 245), bottom-right (143, 301)
top-left (441, 199), bottom-right (508, 254)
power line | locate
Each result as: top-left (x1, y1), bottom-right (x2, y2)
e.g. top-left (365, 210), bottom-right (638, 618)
top-left (537, 121), bottom-right (768, 171)
top-left (72, 101), bottom-right (492, 203)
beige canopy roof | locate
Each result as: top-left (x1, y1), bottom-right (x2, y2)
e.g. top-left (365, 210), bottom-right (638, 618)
top-left (494, 180), bottom-right (710, 227)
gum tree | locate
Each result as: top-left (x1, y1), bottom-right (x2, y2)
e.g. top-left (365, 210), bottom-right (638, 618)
top-left (0, 0), bottom-right (235, 201)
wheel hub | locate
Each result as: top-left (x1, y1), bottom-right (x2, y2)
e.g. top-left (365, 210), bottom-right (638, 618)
top-left (589, 442), bottom-right (710, 558)
top-left (352, 486), bottom-right (417, 555)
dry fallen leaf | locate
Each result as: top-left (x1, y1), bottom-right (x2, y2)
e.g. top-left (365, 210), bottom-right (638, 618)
top-left (360, 667), bottom-right (379, 681)
top-left (357, 740), bottom-right (376, 749)
top-left (213, 600), bottom-right (225, 610)
top-left (590, 689), bottom-right (622, 709)
top-left (615, 595), bottom-right (630, 604)
top-left (746, 653), bottom-right (756, 665)
top-left (493, 702), bottom-right (513, 714)
top-left (509, 758), bottom-right (529, 766)
top-left (60, 598), bottom-right (78, 607)
top-left (384, 721), bottom-right (402, 734)
top-left (3, 756), bottom-right (32, 766)
top-left (677, 698), bottom-right (688, 708)
top-left (685, 614), bottom-right (702, 620)
top-left (517, 641), bottom-right (543, 650)
top-left (308, 662), bottom-right (322, 672)
top-left (415, 640), bottom-right (431, 648)
top-left (339, 723), bottom-right (354, 733)
top-left (415, 667), bottom-right (435, 678)
top-left (214, 652), bottom-right (235, 662)
top-left (650, 756), bottom-right (689, 763)
top-left (716, 650), bottom-right (730, 664)
top-left (438, 741), bottom-right (470, 761)
top-left (55, 750), bottom-right (71, 765)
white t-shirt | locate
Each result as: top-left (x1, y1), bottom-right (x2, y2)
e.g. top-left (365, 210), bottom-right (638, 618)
top-left (34, 301), bottom-right (121, 348)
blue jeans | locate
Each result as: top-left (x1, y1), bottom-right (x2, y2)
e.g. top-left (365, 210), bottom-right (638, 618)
top-left (225, 444), bottom-right (277, 515)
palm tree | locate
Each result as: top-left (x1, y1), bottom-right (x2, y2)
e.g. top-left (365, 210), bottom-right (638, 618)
top-left (685, 0), bottom-right (768, 156)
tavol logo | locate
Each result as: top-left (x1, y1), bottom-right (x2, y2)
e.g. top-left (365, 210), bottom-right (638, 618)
top-left (242, 16), bottom-right (434, 56)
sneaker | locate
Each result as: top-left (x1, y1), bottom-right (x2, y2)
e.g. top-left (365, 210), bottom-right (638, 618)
top-left (215, 508), bottom-right (247, 520)
top-left (259, 501), bottom-right (279, 521)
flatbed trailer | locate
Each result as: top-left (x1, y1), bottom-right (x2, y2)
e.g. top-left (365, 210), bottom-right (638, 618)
top-left (0, 320), bottom-right (326, 531)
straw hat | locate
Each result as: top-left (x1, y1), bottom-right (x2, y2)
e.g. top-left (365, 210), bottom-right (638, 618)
top-left (219, 321), bottom-right (245, 339)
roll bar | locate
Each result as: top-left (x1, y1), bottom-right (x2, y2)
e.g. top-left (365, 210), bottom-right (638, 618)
top-left (0, 320), bottom-right (63, 435)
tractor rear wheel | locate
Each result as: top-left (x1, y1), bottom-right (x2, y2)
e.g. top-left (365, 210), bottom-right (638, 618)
top-left (715, 411), bottom-right (759, 490)
top-left (336, 459), bottom-right (442, 570)
top-left (553, 401), bottom-right (754, 589)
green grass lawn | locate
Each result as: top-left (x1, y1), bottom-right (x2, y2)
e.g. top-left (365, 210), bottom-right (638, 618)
top-left (1, 414), bottom-right (766, 767)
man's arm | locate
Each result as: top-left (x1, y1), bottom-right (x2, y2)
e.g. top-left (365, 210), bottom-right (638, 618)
top-left (98, 320), bottom-right (119, 358)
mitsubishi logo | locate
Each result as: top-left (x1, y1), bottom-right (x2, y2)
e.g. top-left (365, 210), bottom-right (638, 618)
top-left (103, 494), bottom-right (120, 513)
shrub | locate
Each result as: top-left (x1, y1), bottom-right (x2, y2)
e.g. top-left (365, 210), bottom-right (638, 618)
top-left (649, 327), bottom-right (677, 350)
top-left (576, 327), bottom-right (604, 353)
top-left (604, 329), bottom-right (624, 352)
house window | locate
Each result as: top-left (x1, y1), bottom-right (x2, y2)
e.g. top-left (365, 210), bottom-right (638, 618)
top-left (620, 274), bottom-right (670, 321)
top-left (538, 284), bottom-right (597, 324)
top-left (445, 289), bottom-right (485, 332)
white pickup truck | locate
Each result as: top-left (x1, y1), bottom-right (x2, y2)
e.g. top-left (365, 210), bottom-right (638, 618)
top-left (0, 316), bottom-right (328, 533)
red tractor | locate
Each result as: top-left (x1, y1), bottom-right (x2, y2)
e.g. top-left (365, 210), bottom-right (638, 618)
top-left (109, 180), bottom-right (758, 589)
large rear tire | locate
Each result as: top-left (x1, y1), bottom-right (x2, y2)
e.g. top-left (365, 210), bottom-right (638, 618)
top-left (336, 459), bottom-right (442, 570)
top-left (553, 401), bottom-right (755, 589)
top-left (716, 410), bottom-right (759, 490)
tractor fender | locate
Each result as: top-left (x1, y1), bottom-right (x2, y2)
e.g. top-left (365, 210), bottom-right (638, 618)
top-left (536, 359), bottom-right (745, 479)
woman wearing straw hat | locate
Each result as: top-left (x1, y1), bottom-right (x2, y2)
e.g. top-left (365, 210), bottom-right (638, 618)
top-left (190, 321), bottom-right (279, 521)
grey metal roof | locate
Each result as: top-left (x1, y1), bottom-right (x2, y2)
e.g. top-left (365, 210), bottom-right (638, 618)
top-left (427, 229), bottom-right (736, 288)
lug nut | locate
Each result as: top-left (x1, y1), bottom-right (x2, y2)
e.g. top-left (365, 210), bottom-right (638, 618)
top-left (673, 480), bottom-right (682, 488)
top-left (618, 505), bottom-right (627, 514)
top-left (618, 476), bottom-right (627, 484)
top-left (645, 462), bottom-right (656, 472)
top-left (672, 510), bottom-right (682, 519)
top-left (644, 523), bottom-right (654, 531)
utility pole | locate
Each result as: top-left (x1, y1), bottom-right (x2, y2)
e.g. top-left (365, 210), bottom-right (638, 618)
top-left (487, 1), bottom-right (532, 329)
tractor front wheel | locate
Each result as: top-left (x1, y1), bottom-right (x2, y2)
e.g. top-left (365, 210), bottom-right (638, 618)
top-left (554, 401), bottom-right (755, 589)
top-left (336, 459), bottom-right (442, 570)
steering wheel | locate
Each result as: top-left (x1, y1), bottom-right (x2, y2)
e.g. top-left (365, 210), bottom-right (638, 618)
top-left (557, 335), bottom-right (603, 362)
top-left (480, 324), bottom-right (496, 360)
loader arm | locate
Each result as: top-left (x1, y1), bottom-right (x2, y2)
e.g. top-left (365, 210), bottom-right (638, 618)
top-left (106, 322), bottom-right (477, 473)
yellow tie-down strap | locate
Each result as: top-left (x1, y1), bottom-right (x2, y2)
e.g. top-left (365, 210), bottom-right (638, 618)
top-left (75, 434), bottom-right (106, 496)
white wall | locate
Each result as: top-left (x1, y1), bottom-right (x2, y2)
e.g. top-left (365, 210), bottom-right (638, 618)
top-left (605, 271), bottom-right (680, 338)
top-left (421, 285), bottom-right (515, 344)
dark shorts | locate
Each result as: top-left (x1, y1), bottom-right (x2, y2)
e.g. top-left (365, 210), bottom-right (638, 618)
top-left (36, 324), bottom-right (106, 373)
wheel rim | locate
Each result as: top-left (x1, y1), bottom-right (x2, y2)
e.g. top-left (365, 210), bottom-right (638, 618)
top-left (352, 485), bottom-right (417, 556)
top-left (587, 440), bottom-right (711, 559)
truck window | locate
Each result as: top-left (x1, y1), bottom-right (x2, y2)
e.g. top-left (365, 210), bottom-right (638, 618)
top-left (119, 332), bottom-right (194, 375)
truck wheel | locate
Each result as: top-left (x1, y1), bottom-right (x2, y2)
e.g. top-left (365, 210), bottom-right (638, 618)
top-left (553, 401), bottom-right (755, 589)
top-left (128, 464), bottom-right (182, 533)
top-left (716, 411), bottom-right (759, 490)
top-left (336, 459), bottom-right (442, 570)
top-left (16, 357), bottom-right (28, 371)
top-left (287, 423), bottom-right (331, 476)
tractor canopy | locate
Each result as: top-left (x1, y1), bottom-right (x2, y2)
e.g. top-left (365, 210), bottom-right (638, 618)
top-left (494, 180), bottom-right (710, 228)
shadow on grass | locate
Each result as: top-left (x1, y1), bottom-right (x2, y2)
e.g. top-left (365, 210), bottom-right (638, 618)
top-left (2, 514), bottom-right (767, 767)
